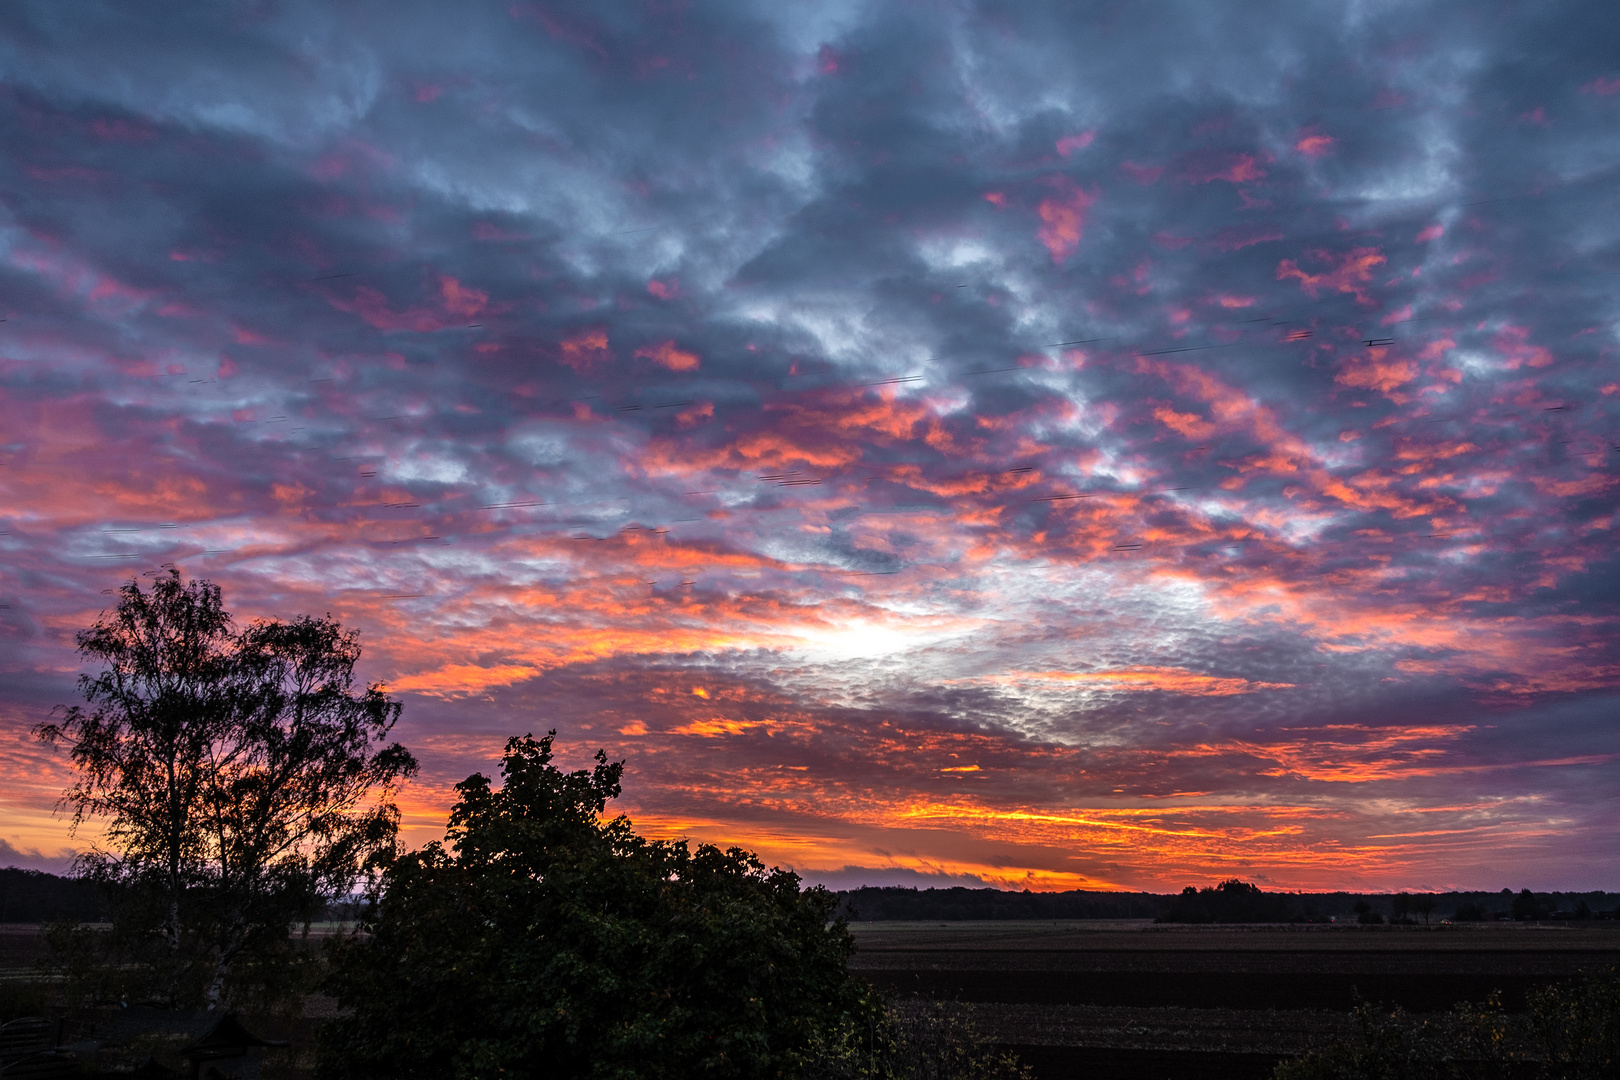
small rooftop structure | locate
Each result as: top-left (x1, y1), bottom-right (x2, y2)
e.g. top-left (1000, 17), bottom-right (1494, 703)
top-left (178, 1013), bottom-right (287, 1079)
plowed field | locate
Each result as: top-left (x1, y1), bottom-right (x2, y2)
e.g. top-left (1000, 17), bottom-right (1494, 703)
top-left (849, 920), bottom-right (1620, 1080)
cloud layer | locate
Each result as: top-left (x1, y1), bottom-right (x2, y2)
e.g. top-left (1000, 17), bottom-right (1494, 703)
top-left (2, 0), bottom-right (1617, 891)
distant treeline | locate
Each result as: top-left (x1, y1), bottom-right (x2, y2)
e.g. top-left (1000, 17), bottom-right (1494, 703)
top-left (0, 867), bottom-right (106, 923)
top-left (9, 865), bottom-right (1619, 926)
top-left (835, 886), bottom-right (1165, 921)
top-left (835, 881), bottom-right (1620, 923)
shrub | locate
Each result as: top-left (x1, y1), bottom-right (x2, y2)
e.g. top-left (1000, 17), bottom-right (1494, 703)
top-left (1274, 969), bottom-right (1620, 1080)
top-left (320, 733), bottom-right (888, 1079)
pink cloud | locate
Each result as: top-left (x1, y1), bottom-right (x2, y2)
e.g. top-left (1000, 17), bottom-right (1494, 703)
top-left (1275, 247), bottom-right (1386, 305)
top-left (440, 275), bottom-right (488, 318)
top-left (1295, 133), bottom-right (1334, 157)
top-left (1181, 150), bottom-right (1266, 184)
top-left (326, 286), bottom-right (449, 332)
top-left (1119, 161), bottom-right (1163, 185)
top-left (90, 117), bottom-right (156, 142)
top-left (1580, 76), bottom-right (1620, 96)
top-left (1416, 223), bottom-right (1444, 243)
top-left (1494, 325), bottom-right (1554, 369)
top-left (511, 4), bottom-right (609, 58)
top-left (1211, 223), bottom-right (1284, 251)
top-left (1035, 179), bottom-right (1096, 264)
top-left (472, 222), bottom-right (533, 242)
top-left (647, 278), bottom-right (679, 300)
top-left (1055, 131), bottom-right (1095, 157)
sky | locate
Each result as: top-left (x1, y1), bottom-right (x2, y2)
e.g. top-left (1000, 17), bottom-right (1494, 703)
top-left (1, 1), bottom-right (1617, 893)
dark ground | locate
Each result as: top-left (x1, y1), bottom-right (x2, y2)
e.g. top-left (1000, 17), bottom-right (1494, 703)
top-left (851, 919), bottom-right (1620, 1080)
top-left (5, 921), bottom-right (1617, 1079)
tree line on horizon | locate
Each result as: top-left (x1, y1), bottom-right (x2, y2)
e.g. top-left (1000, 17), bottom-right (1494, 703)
top-left (829, 882), bottom-right (1620, 924)
top-left (11, 868), bottom-right (1617, 926)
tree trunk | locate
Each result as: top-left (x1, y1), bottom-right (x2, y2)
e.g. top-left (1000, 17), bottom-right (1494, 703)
top-left (204, 956), bottom-right (229, 1011)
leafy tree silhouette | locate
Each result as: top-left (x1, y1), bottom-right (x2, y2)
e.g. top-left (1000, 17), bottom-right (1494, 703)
top-left (320, 732), bottom-right (896, 1079)
top-left (1353, 900), bottom-right (1384, 925)
top-left (35, 569), bottom-right (416, 1009)
top-left (1512, 889), bottom-right (1549, 921)
top-left (1159, 879), bottom-right (1298, 923)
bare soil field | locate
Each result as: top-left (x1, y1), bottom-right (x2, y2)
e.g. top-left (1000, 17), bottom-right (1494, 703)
top-left (6, 920), bottom-right (1615, 1079)
top-left (0, 924), bottom-right (52, 981)
top-left (851, 920), bottom-right (1620, 1079)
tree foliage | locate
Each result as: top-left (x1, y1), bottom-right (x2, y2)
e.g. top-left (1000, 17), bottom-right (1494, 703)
top-left (321, 732), bottom-right (895, 1080)
top-left (1159, 879), bottom-right (1301, 923)
top-left (35, 569), bottom-right (416, 1009)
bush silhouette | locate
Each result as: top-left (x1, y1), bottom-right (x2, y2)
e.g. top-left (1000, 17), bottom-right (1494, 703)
top-left (320, 732), bottom-right (889, 1079)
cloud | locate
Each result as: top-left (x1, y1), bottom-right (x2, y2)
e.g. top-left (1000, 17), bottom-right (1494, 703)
top-left (1035, 179), bottom-right (1096, 263)
top-left (0, 0), bottom-right (1615, 892)
top-left (0, 838), bottom-right (78, 874)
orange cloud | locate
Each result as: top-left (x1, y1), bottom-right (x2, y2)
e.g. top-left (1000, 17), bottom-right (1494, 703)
top-left (636, 340), bottom-right (701, 371)
top-left (1336, 350), bottom-right (1418, 396)
top-left (1153, 406), bottom-right (1216, 439)
top-left (981, 667), bottom-right (1294, 696)
top-left (673, 717), bottom-right (772, 737)
top-left (559, 326), bottom-right (611, 371)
